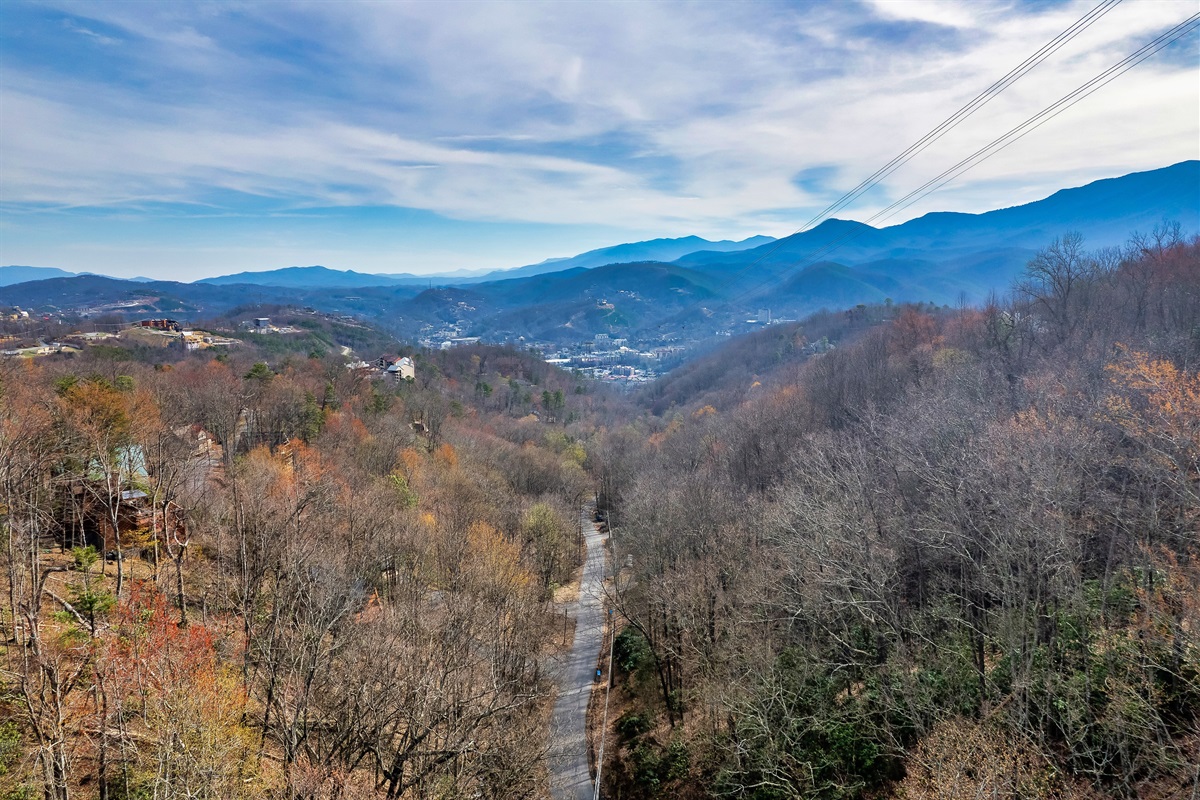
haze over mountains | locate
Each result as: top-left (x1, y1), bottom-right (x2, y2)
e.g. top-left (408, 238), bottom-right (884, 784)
top-left (0, 266), bottom-right (78, 285)
top-left (460, 234), bottom-right (778, 283)
top-left (188, 235), bottom-right (777, 289)
top-left (3, 161), bottom-right (1196, 351)
top-left (0, 266), bottom-right (154, 287)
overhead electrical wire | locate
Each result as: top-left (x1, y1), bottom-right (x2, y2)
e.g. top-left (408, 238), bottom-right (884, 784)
top-left (864, 11), bottom-right (1200, 227)
top-left (794, 0), bottom-right (1124, 232)
top-left (672, 0), bottom-right (1127, 307)
top-left (698, 9), bottom-right (1200, 320)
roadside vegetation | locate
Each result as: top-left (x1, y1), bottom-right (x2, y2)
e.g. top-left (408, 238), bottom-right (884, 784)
top-left (0, 225), bottom-right (1196, 799)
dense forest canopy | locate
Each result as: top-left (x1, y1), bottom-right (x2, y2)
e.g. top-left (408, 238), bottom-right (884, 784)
top-left (0, 225), bottom-right (1197, 799)
top-left (0, 333), bottom-right (605, 798)
top-left (596, 226), bottom-right (1200, 799)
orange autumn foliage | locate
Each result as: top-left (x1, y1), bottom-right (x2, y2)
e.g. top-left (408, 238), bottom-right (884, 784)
top-left (434, 442), bottom-right (459, 468)
top-left (465, 521), bottom-right (530, 594)
top-left (105, 584), bottom-right (261, 795)
top-left (398, 446), bottom-right (423, 477)
top-left (1104, 345), bottom-right (1200, 481)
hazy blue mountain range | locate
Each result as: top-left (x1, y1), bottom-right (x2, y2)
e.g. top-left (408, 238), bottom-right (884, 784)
top-left (470, 235), bottom-right (777, 283)
top-left (0, 266), bottom-right (79, 286)
top-left (385, 155), bottom-right (1195, 342)
top-left (2, 266), bottom-right (178, 287)
top-left (680, 161), bottom-right (1198, 269)
top-left (4, 237), bottom-right (773, 291)
top-left (0, 273), bottom-right (427, 320)
top-left (669, 160), bottom-right (1198, 314)
top-left (2, 161), bottom-right (1195, 351)
top-left (197, 266), bottom-right (427, 289)
top-left (192, 235), bottom-right (777, 289)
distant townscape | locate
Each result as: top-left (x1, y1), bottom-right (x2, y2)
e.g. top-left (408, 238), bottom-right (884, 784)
top-left (3, 162), bottom-right (1197, 383)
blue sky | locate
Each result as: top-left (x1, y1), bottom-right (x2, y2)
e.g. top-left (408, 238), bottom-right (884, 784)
top-left (1, 0), bottom-right (1197, 281)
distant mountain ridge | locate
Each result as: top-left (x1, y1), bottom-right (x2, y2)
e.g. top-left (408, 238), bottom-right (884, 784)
top-left (192, 235), bottom-right (777, 289)
top-left (2, 266), bottom-right (185, 286)
top-left (197, 266), bottom-right (422, 289)
top-left (681, 161), bottom-right (1199, 272)
top-left (0, 266), bottom-right (78, 286)
top-left (3, 161), bottom-right (1196, 356)
top-left (6, 235), bottom-right (775, 291)
top-left (473, 235), bottom-right (776, 282)
top-left (673, 160), bottom-right (1199, 311)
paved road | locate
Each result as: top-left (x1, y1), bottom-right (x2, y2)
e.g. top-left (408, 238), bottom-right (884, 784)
top-left (549, 507), bottom-right (607, 800)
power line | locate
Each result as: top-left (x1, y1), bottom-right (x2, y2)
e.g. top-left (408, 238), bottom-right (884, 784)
top-left (796, 0), bottom-right (1124, 232)
top-left (702, 11), bottom-right (1200, 319)
top-left (676, 0), bottom-right (1126, 308)
top-left (867, 12), bottom-right (1200, 227)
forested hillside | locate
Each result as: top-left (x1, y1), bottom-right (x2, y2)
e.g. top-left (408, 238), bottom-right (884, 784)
top-left (592, 225), bottom-right (1200, 799)
top-left (0, 336), bottom-right (609, 798)
top-left (0, 224), bottom-right (1197, 800)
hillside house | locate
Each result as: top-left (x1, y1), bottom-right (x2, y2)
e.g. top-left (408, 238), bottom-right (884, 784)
top-left (389, 356), bottom-right (415, 380)
top-left (137, 319), bottom-right (182, 332)
top-left (378, 354), bottom-right (416, 380)
top-left (55, 431), bottom-right (215, 554)
top-left (59, 480), bottom-right (169, 554)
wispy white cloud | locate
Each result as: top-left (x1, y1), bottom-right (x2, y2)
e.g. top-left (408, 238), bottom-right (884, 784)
top-left (61, 18), bottom-right (120, 46)
top-left (1, 0), bottom-right (1196, 277)
top-left (863, 0), bottom-right (982, 29)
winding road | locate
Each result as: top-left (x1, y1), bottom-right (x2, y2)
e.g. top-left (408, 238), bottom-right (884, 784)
top-left (549, 506), bottom-right (608, 800)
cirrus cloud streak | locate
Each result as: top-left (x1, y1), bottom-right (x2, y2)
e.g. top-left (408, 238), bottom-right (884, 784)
top-left (1, 0), bottom-right (1196, 278)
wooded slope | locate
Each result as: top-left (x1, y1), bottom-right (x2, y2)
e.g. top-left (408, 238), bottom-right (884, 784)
top-left (593, 225), bottom-right (1200, 799)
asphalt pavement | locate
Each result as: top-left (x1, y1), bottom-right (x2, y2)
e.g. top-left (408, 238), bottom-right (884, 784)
top-left (548, 507), bottom-right (608, 800)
